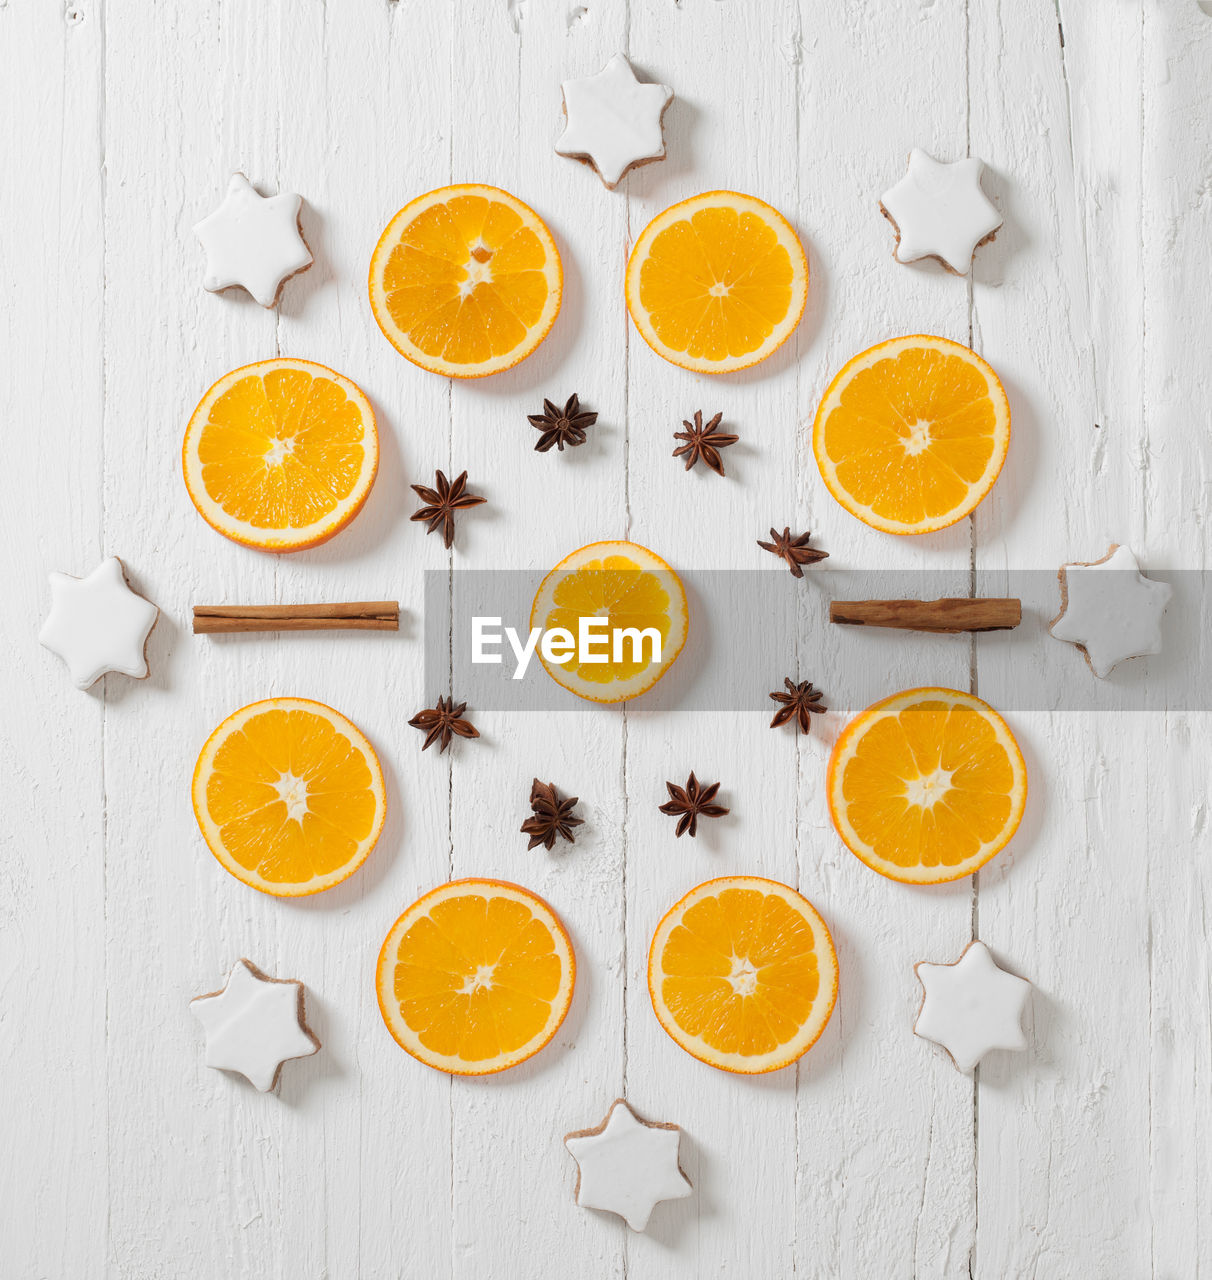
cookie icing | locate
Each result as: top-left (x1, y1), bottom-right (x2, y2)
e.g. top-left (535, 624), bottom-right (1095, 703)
top-left (190, 959), bottom-right (320, 1093)
top-left (39, 556), bottom-right (159, 689)
top-left (914, 940), bottom-right (1031, 1074)
top-left (880, 149), bottom-right (1003, 275)
top-left (565, 1098), bottom-right (692, 1232)
top-left (555, 54), bottom-right (673, 189)
top-left (193, 172), bottom-right (313, 308)
top-left (1049, 544), bottom-right (1172, 678)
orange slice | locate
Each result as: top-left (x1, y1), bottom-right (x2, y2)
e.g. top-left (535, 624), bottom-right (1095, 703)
top-left (192, 698), bottom-right (386, 897)
top-left (812, 334), bottom-right (1010, 535)
top-left (376, 879), bottom-right (576, 1075)
top-left (368, 184), bottom-right (563, 378)
top-left (827, 687), bottom-right (1027, 884)
top-left (183, 358), bottom-right (378, 552)
top-left (625, 190), bottom-right (808, 374)
top-left (648, 876), bottom-right (838, 1074)
top-left (530, 540), bottom-right (688, 703)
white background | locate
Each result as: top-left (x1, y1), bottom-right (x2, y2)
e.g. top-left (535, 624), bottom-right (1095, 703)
top-left (3, 1), bottom-right (1209, 1276)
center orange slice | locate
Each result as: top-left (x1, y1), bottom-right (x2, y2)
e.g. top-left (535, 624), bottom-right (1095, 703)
top-left (813, 334), bottom-right (1010, 535)
top-left (827, 687), bottom-right (1027, 884)
top-left (648, 876), bottom-right (838, 1074)
top-left (530, 540), bottom-right (688, 703)
top-left (626, 191), bottom-right (808, 374)
top-left (368, 184), bottom-right (563, 378)
top-left (183, 358), bottom-right (378, 552)
top-left (192, 698), bottom-right (386, 896)
top-left (376, 879), bottom-right (576, 1075)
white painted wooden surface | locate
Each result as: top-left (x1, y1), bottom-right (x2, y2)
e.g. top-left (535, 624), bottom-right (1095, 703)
top-left (3, 1), bottom-right (1209, 1275)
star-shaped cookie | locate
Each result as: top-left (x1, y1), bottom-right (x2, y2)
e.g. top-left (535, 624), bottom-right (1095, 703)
top-left (565, 1098), bottom-right (692, 1231)
top-left (914, 940), bottom-right (1031, 1073)
top-left (880, 149), bottom-right (1003, 275)
top-left (190, 959), bottom-right (320, 1092)
top-left (1049, 544), bottom-right (1172, 678)
top-left (555, 54), bottom-right (673, 189)
top-left (39, 556), bottom-right (159, 689)
top-left (193, 172), bottom-right (313, 307)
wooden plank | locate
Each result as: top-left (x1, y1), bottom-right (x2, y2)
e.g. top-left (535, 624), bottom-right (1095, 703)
top-left (1140, 4), bottom-right (1212, 1275)
top-left (100, 0), bottom-right (293, 1274)
top-left (273, 3), bottom-right (457, 1276)
top-left (616, 2), bottom-right (806, 1269)
top-left (968, 1), bottom-right (1154, 1274)
top-left (443, 3), bottom-right (629, 1278)
top-left (0, 1), bottom-right (108, 1275)
top-left (789, 0), bottom-right (977, 1275)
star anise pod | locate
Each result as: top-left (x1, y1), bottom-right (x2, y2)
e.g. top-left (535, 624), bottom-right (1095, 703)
top-left (769, 679), bottom-right (827, 734)
top-left (659, 772), bottom-right (729, 838)
top-left (757, 527), bottom-right (829, 578)
top-left (410, 469), bottom-right (486, 548)
top-left (527, 394), bottom-right (598, 452)
top-left (408, 695), bottom-right (479, 753)
top-left (672, 410), bottom-right (739, 477)
top-left (520, 778), bottom-right (584, 851)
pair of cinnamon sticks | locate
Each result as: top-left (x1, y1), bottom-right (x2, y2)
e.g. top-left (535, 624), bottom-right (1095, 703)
top-left (192, 597), bottom-right (1018, 635)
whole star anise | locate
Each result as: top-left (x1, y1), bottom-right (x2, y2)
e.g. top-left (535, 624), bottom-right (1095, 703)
top-left (527, 394), bottom-right (598, 452)
top-left (769, 679), bottom-right (827, 734)
top-left (672, 411), bottom-right (739, 477)
top-left (408, 695), bottom-right (479, 753)
top-left (757, 527), bottom-right (829, 578)
top-left (410, 470), bottom-right (486, 548)
top-left (520, 779), bottom-right (584, 851)
top-left (659, 772), bottom-right (729, 838)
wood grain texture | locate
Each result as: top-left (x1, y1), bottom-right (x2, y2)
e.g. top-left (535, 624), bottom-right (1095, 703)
top-left (2, 0), bottom-right (1207, 1276)
top-left (1, 3), bottom-right (107, 1278)
top-left (1140, 6), bottom-right (1212, 1278)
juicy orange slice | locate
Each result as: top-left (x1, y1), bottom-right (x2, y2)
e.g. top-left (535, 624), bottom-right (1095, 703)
top-left (625, 191), bottom-right (808, 374)
top-left (376, 879), bottom-right (576, 1075)
top-left (192, 698), bottom-right (386, 897)
top-left (183, 358), bottom-right (378, 552)
top-left (813, 334), bottom-right (1010, 535)
top-left (827, 687), bottom-right (1027, 884)
top-left (530, 540), bottom-right (688, 703)
top-left (648, 876), bottom-right (838, 1074)
top-left (368, 184), bottom-right (563, 378)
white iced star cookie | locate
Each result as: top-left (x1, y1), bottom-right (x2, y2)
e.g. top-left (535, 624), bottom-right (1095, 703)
top-left (914, 940), bottom-right (1031, 1074)
top-left (1050, 544), bottom-right (1172, 679)
top-left (39, 556), bottom-right (159, 689)
top-left (565, 1098), bottom-right (692, 1232)
top-left (193, 173), bottom-right (313, 307)
top-left (191, 959), bottom-right (320, 1093)
top-left (555, 54), bottom-right (673, 189)
top-left (880, 149), bottom-right (1003, 275)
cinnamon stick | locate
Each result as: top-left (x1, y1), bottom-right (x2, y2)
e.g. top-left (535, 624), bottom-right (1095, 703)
top-left (829, 598), bottom-right (1021, 634)
top-left (194, 602), bottom-right (399, 634)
